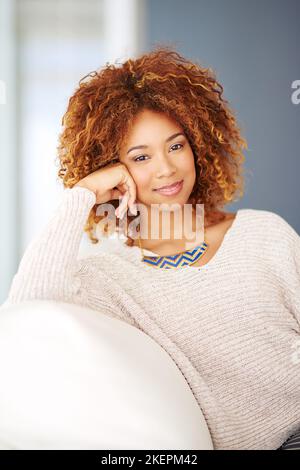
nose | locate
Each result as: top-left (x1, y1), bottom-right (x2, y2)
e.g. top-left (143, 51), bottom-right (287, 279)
top-left (155, 154), bottom-right (177, 179)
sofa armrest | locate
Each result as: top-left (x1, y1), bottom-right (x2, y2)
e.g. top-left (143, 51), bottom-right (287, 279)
top-left (0, 300), bottom-right (213, 450)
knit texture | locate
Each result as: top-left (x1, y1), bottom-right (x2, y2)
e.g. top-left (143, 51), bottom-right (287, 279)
top-left (4, 186), bottom-right (300, 450)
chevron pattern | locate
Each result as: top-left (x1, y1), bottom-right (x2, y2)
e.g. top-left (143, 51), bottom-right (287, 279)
top-left (141, 241), bottom-right (208, 269)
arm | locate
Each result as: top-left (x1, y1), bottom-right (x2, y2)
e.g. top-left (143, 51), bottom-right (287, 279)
top-left (271, 212), bottom-right (300, 326)
top-left (5, 186), bottom-right (97, 305)
top-left (286, 225), bottom-right (300, 325)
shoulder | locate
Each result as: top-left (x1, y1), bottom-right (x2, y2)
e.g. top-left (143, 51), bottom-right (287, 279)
top-left (237, 207), bottom-right (296, 228)
top-left (236, 208), bottom-right (300, 249)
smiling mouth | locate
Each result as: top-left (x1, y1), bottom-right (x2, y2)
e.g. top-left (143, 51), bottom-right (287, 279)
top-left (153, 180), bottom-right (184, 196)
top-left (154, 180), bottom-right (183, 191)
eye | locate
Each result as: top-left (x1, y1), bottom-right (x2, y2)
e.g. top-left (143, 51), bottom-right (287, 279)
top-left (133, 143), bottom-right (184, 162)
top-left (171, 143), bottom-right (183, 151)
top-left (133, 155), bottom-right (148, 162)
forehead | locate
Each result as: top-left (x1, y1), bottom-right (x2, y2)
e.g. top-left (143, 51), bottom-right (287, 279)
top-left (125, 109), bottom-right (182, 142)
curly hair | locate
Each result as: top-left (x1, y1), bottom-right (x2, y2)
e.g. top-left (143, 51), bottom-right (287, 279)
top-left (56, 44), bottom-right (248, 247)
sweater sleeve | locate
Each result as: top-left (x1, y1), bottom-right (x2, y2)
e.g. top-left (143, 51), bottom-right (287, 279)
top-left (285, 222), bottom-right (300, 325)
top-left (270, 212), bottom-right (300, 327)
top-left (4, 186), bottom-right (99, 306)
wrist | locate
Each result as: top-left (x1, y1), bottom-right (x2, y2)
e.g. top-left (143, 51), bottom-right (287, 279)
top-left (74, 182), bottom-right (97, 204)
top-left (74, 180), bottom-right (92, 192)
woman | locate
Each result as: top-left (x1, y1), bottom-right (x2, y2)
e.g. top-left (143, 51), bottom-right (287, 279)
top-left (6, 46), bottom-right (300, 450)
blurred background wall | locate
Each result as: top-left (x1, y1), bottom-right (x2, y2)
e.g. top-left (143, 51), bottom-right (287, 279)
top-left (147, 0), bottom-right (300, 222)
top-left (0, 0), bottom-right (299, 304)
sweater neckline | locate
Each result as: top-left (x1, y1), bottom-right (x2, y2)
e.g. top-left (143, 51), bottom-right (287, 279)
top-left (119, 208), bottom-right (244, 273)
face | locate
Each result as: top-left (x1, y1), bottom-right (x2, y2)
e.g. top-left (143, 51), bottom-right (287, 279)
top-left (119, 109), bottom-right (196, 212)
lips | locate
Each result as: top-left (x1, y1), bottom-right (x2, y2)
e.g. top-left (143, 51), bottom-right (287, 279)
top-left (154, 180), bottom-right (184, 196)
top-left (154, 180), bottom-right (183, 191)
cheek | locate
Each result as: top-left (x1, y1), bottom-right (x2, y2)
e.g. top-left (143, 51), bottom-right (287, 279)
top-left (180, 152), bottom-right (196, 175)
top-left (132, 168), bottom-right (152, 190)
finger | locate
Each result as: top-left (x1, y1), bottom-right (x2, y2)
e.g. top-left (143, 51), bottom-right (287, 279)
top-left (119, 191), bottom-right (130, 218)
top-left (115, 190), bottom-right (129, 218)
top-left (128, 180), bottom-right (137, 208)
top-left (116, 180), bottom-right (133, 213)
top-left (122, 175), bottom-right (137, 211)
top-left (110, 188), bottom-right (123, 200)
top-left (118, 167), bottom-right (137, 207)
top-left (110, 189), bottom-right (123, 217)
top-left (108, 188), bottom-right (124, 217)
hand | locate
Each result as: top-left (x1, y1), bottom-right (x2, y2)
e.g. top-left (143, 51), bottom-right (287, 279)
top-left (74, 162), bottom-right (137, 218)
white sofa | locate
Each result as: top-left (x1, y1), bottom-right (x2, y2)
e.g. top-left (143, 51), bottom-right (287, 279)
top-left (0, 300), bottom-right (213, 450)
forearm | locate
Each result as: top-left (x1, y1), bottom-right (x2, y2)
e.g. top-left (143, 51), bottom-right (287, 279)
top-left (6, 186), bottom-right (96, 304)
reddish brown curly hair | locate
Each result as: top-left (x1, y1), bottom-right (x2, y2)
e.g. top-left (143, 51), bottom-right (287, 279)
top-left (56, 44), bottom-right (248, 246)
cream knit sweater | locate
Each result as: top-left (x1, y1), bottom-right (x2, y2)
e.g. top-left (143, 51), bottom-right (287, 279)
top-left (4, 186), bottom-right (300, 450)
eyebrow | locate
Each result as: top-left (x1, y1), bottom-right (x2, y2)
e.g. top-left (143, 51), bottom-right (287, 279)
top-left (126, 132), bottom-right (185, 155)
